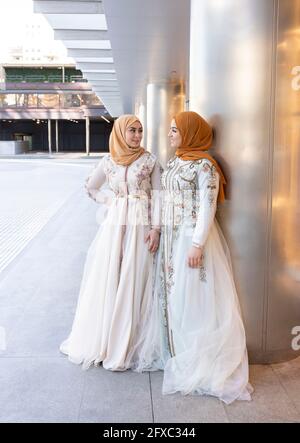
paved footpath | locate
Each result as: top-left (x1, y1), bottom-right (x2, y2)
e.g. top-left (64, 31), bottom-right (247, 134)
top-left (0, 158), bottom-right (300, 423)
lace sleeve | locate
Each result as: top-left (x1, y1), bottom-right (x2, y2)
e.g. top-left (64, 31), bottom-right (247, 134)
top-left (85, 157), bottom-right (107, 202)
top-left (192, 161), bottom-right (219, 247)
top-left (150, 160), bottom-right (163, 230)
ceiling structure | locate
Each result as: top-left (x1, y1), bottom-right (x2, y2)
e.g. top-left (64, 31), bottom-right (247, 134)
top-left (33, 0), bottom-right (190, 117)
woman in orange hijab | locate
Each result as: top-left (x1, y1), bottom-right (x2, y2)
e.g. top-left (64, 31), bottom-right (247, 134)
top-left (60, 114), bottom-right (162, 371)
top-left (135, 111), bottom-right (253, 404)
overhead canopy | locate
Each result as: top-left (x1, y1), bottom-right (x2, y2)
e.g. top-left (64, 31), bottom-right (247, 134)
top-left (34, 0), bottom-right (190, 117)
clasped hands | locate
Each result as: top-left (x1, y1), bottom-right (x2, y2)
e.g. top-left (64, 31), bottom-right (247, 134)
top-left (187, 246), bottom-right (204, 268)
top-left (145, 231), bottom-right (204, 265)
top-left (145, 229), bottom-right (160, 254)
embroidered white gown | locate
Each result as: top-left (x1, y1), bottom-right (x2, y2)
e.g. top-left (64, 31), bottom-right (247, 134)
top-left (60, 152), bottom-right (161, 371)
top-left (133, 156), bottom-right (253, 404)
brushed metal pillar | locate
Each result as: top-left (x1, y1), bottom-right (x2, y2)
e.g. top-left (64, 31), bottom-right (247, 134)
top-left (189, 0), bottom-right (300, 363)
top-left (48, 119), bottom-right (52, 156)
top-left (268, 0), bottom-right (300, 358)
top-left (85, 116), bottom-right (90, 156)
top-left (146, 80), bottom-right (185, 167)
top-left (55, 119), bottom-right (59, 153)
top-left (135, 100), bottom-right (147, 148)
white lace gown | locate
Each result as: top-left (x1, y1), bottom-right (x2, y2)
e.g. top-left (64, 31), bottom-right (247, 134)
top-left (60, 152), bottom-right (161, 371)
top-left (133, 156), bottom-right (253, 404)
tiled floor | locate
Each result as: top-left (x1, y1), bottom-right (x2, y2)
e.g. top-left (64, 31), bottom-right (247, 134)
top-left (0, 159), bottom-right (300, 423)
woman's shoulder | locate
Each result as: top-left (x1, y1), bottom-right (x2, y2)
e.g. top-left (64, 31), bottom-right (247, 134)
top-left (142, 150), bottom-right (157, 168)
top-left (143, 150), bottom-right (156, 161)
top-left (100, 153), bottom-right (114, 173)
top-left (193, 157), bottom-right (212, 166)
top-left (195, 158), bottom-right (216, 171)
top-left (97, 152), bottom-right (110, 164)
top-left (144, 151), bottom-right (165, 174)
top-left (195, 158), bottom-right (220, 182)
top-left (166, 155), bottom-right (177, 168)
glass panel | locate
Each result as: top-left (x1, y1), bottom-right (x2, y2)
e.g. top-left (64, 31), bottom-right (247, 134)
top-left (0, 93), bottom-right (103, 108)
top-left (47, 74), bottom-right (63, 82)
top-left (15, 94), bottom-right (38, 107)
top-left (61, 94), bottom-right (81, 107)
top-left (80, 93), bottom-right (102, 106)
top-left (15, 94), bottom-right (25, 106)
top-left (7, 75), bottom-right (24, 82)
top-left (0, 94), bottom-right (16, 107)
top-left (37, 94), bottom-right (60, 108)
top-left (26, 94), bottom-right (38, 107)
top-left (28, 74), bottom-right (45, 82)
top-left (69, 74), bottom-right (87, 83)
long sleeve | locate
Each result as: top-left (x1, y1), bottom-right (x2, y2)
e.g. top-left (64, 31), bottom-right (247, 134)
top-left (192, 162), bottom-right (219, 247)
top-left (85, 157), bottom-right (108, 203)
top-left (150, 160), bottom-right (163, 230)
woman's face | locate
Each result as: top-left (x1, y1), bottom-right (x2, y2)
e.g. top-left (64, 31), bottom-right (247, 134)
top-left (168, 119), bottom-right (182, 150)
top-left (125, 121), bottom-right (143, 148)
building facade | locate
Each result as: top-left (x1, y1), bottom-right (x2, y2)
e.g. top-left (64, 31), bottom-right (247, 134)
top-left (0, 7), bottom-right (112, 155)
top-left (0, 65), bottom-right (112, 153)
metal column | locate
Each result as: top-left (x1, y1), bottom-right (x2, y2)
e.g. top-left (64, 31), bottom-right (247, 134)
top-left (48, 119), bottom-right (52, 156)
top-left (55, 120), bottom-right (59, 153)
top-left (189, 0), bottom-right (300, 363)
top-left (146, 80), bottom-right (185, 167)
top-left (85, 116), bottom-right (90, 156)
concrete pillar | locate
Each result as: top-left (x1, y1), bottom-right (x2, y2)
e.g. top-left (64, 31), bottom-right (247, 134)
top-left (189, 0), bottom-right (300, 363)
top-left (146, 80), bottom-right (185, 167)
top-left (55, 119), bottom-right (59, 152)
top-left (85, 116), bottom-right (90, 156)
top-left (48, 119), bottom-right (52, 156)
top-left (135, 100), bottom-right (147, 147)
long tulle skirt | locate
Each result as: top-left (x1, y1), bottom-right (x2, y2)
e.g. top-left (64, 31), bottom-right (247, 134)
top-left (60, 197), bottom-right (154, 371)
top-left (132, 220), bottom-right (253, 404)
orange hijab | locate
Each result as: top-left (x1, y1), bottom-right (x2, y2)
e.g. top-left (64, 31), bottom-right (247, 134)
top-left (109, 114), bottom-right (145, 166)
top-left (174, 111), bottom-right (226, 202)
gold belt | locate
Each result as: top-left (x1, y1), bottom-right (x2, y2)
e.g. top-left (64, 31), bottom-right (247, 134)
top-left (115, 194), bottom-right (148, 200)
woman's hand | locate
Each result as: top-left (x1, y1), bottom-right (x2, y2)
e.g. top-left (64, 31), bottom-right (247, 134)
top-left (145, 229), bottom-right (160, 254)
top-left (187, 246), bottom-right (204, 268)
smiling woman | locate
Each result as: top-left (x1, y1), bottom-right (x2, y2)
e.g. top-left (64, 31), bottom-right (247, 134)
top-left (125, 122), bottom-right (143, 148)
top-left (134, 111), bottom-right (253, 405)
top-left (60, 114), bottom-right (163, 371)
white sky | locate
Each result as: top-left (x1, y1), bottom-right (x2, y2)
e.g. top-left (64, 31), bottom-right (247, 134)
top-left (0, 0), bottom-right (69, 59)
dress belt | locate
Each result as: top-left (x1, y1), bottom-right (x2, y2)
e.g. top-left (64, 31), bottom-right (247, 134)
top-left (115, 194), bottom-right (149, 200)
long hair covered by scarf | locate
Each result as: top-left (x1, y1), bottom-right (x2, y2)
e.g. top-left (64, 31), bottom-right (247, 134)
top-left (109, 114), bottom-right (145, 166)
top-left (174, 111), bottom-right (226, 202)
